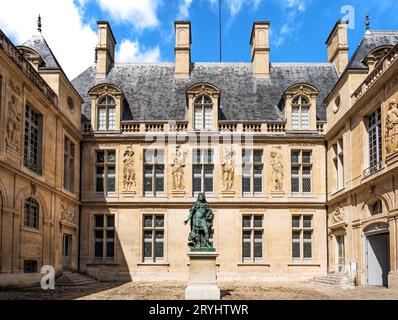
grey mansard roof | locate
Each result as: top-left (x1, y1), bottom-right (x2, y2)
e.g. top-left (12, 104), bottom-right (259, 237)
top-left (21, 35), bottom-right (62, 70)
top-left (346, 30), bottom-right (398, 70)
top-left (72, 62), bottom-right (339, 122)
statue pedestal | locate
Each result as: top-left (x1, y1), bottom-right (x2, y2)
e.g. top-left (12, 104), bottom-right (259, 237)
top-left (185, 251), bottom-right (220, 300)
top-left (221, 190), bottom-right (235, 198)
top-left (171, 190), bottom-right (186, 198)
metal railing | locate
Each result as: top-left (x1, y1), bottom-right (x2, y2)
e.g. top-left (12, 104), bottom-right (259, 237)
top-left (363, 161), bottom-right (384, 178)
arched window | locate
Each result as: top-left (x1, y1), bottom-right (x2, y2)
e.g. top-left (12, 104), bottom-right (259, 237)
top-left (291, 95), bottom-right (310, 130)
top-left (194, 95), bottom-right (213, 130)
top-left (97, 95), bottom-right (116, 130)
top-left (24, 197), bottom-right (39, 229)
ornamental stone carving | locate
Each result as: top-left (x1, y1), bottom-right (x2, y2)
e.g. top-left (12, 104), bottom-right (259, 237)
top-left (61, 200), bottom-right (75, 224)
top-left (171, 145), bottom-right (186, 191)
top-left (330, 207), bottom-right (345, 225)
top-left (123, 145), bottom-right (136, 191)
top-left (222, 148), bottom-right (234, 191)
top-left (385, 99), bottom-right (398, 156)
top-left (270, 148), bottom-right (284, 192)
top-left (6, 95), bottom-right (21, 153)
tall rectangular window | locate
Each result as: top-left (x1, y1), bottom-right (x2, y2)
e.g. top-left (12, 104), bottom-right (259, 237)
top-left (242, 214), bottom-right (264, 262)
top-left (193, 149), bottom-right (214, 195)
top-left (144, 149), bottom-right (164, 197)
top-left (292, 215), bottom-right (313, 260)
top-left (97, 95), bottom-right (116, 130)
top-left (367, 108), bottom-right (382, 173)
top-left (291, 95), bottom-right (310, 130)
top-left (242, 149), bottom-right (263, 196)
top-left (95, 150), bottom-right (116, 195)
top-left (332, 139), bottom-right (344, 191)
top-left (143, 214), bottom-right (164, 263)
top-left (63, 137), bottom-right (75, 192)
top-left (291, 150), bottom-right (312, 195)
top-left (94, 214), bottom-right (115, 260)
top-left (194, 95), bottom-right (213, 130)
top-left (24, 105), bottom-right (43, 174)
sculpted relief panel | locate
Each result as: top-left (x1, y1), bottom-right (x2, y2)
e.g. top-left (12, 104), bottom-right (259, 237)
top-left (270, 147), bottom-right (284, 192)
top-left (222, 148), bottom-right (234, 191)
top-left (330, 207), bottom-right (346, 225)
top-left (61, 199), bottom-right (76, 225)
top-left (6, 94), bottom-right (21, 153)
top-left (171, 145), bottom-right (186, 191)
top-left (385, 99), bottom-right (398, 157)
top-left (123, 145), bottom-right (136, 192)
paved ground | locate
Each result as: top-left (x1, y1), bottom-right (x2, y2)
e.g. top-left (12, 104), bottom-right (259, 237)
top-left (0, 281), bottom-right (397, 300)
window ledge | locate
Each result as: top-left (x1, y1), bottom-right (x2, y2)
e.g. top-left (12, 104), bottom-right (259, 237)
top-left (137, 263), bottom-right (170, 267)
top-left (287, 263), bottom-right (320, 267)
top-left (330, 187), bottom-right (346, 196)
top-left (237, 263), bottom-right (270, 267)
top-left (21, 227), bottom-right (41, 234)
top-left (87, 261), bottom-right (119, 266)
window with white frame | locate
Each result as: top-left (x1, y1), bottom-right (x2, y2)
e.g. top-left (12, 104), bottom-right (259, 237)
top-left (332, 138), bottom-right (344, 191)
top-left (95, 150), bottom-right (116, 195)
top-left (97, 95), bottom-right (116, 130)
top-left (143, 214), bottom-right (164, 262)
top-left (193, 149), bottom-right (214, 195)
top-left (291, 95), bottom-right (310, 130)
top-left (242, 149), bottom-right (263, 196)
top-left (144, 149), bottom-right (165, 197)
top-left (93, 214), bottom-right (115, 260)
top-left (292, 215), bottom-right (313, 260)
top-left (194, 95), bottom-right (213, 130)
top-left (24, 197), bottom-right (39, 229)
top-left (24, 105), bottom-right (43, 174)
top-left (242, 214), bottom-right (264, 262)
top-left (291, 150), bottom-right (312, 195)
top-left (63, 137), bottom-right (75, 192)
top-left (367, 107), bottom-right (382, 172)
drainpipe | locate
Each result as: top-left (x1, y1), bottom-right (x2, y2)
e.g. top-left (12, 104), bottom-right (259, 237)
top-left (77, 140), bottom-right (83, 273)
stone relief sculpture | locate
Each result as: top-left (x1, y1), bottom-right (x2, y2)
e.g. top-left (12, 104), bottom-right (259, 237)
top-left (171, 145), bottom-right (186, 191)
top-left (270, 149), bottom-right (284, 192)
top-left (61, 200), bottom-right (75, 224)
top-left (221, 148), bottom-right (234, 191)
top-left (123, 146), bottom-right (136, 191)
top-left (6, 95), bottom-right (21, 153)
top-left (184, 193), bottom-right (214, 251)
top-left (385, 99), bottom-right (398, 156)
top-left (331, 207), bottom-right (345, 224)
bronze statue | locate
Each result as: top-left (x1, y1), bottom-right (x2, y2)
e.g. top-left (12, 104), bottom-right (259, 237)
top-left (184, 193), bottom-right (214, 251)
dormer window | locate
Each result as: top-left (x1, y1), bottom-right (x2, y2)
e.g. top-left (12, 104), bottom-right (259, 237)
top-left (292, 95), bottom-right (310, 130)
top-left (194, 95), bottom-right (213, 130)
top-left (97, 95), bottom-right (116, 130)
top-left (89, 84), bottom-right (124, 132)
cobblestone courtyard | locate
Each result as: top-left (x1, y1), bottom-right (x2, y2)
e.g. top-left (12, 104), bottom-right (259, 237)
top-left (1, 281), bottom-right (398, 300)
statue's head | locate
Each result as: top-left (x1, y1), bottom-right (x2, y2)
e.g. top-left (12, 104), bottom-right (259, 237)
top-left (197, 192), bottom-right (206, 202)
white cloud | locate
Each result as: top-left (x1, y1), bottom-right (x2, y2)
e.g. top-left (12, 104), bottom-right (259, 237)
top-left (97, 0), bottom-right (161, 30)
top-left (0, 0), bottom-right (97, 79)
top-left (116, 39), bottom-right (160, 63)
top-left (207, 0), bottom-right (263, 17)
top-left (177, 0), bottom-right (193, 20)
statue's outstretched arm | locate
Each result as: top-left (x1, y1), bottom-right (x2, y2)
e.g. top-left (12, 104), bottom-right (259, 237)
top-left (184, 205), bottom-right (195, 224)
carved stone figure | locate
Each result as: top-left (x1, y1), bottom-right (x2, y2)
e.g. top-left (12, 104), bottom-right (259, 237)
top-left (61, 200), bottom-right (75, 224)
top-left (385, 99), bottom-right (398, 156)
top-left (222, 148), bottom-right (234, 191)
top-left (270, 150), bottom-right (284, 192)
top-left (331, 207), bottom-right (345, 224)
top-left (171, 145), bottom-right (186, 191)
top-left (123, 146), bottom-right (136, 191)
top-left (184, 193), bottom-right (214, 251)
top-left (6, 95), bottom-right (21, 152)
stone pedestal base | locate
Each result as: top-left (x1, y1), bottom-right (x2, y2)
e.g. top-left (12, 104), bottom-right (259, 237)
top-left (171, 190), bottom-right (186, 198)
top-left (185, 252), bottom-right (220, 300)
top-left (221, 190), bottom-right (235, 198)
top-left (271, 191), bottom-right (285, 198)
top-left (388, 271), bottom-right (398, 289)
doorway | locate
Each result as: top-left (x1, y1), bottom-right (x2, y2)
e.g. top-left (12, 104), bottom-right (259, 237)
top-left (336, 235), bottom-right (345, 273)
top-left (62, 234), bottom-right (72, 272)
top-left (366, 232), bottom-right (389, 287)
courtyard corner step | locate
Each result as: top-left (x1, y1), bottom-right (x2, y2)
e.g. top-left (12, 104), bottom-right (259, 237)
top-left (55, 272), bottom-right (98, 287)
top-left (310, 273), bottom-right (349, 286)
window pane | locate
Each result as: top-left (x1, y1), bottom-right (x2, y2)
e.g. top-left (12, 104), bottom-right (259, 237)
top-left (292, 215), bottom-right (300, 228)
top-left (204, 177), bottom-right (213, 192)
top-left (106, 241), bottom-right (114, 258)
top-left (242, 176), bottom-right (251, 193)
top-left (292, 231), bottom-right (301, 240)
top-left (144, 216), bottom-right (153, 228)
top-left (155, 231), bottom-right (164, 258)
top-left (303, 231), bottom-right (312, 240)
top-left (254, 232), bottom-right (263, 258)
top-left (156, 150), bottom-right (164, 164)
top-left (107, 215), bottom-right (115, 228)
top-left (301, 107), bottom-right (309, 129)
top-left (302, 151), bottom-right (311, 164)
top-left (253, 150), bottom-right (263, 163)
top-left (254, 215), bottom-right (263, 228)
top-left (206, 150), bottom-right (213, 164)
top-left (108, 176), bottom-right (115, 192)
top-left (291, 177), bottom-right (299, 193)
top-left (194, 107), bottom-right (202, 130)
top-left (204, 107), bottom-right (212, 130)
top-left (193, 177), bottom-right (202, 192)
top-left (253, 177), bottom-right (262, 193)
top-left (106, 230), bottom-right (114, 240)
top-left (204, 164), bottom-right (213, 174)
top-left (242, 216), bottom-right (251, 228)
top-left (292, 107), bottom-right (300, 129)
top-left (253, 166), bottom-right (263, 175)
top-left (292, 242), bottom-right (300, 259)
top-left (98, 108), bottom-right (106, 130)
top-left (95, 241), bottom-right (103, 258)
top-left (144, 150), bottom-right (154, 163)
top-left (95, 230), bottom-right (103, 239)
top-left (304, 242), bottom-right (312, 258)
top-left (291, 151), bottom-right (300, 163)
top-left (96, 151), bottom-right (105, 163)
top-left (144, 242), bottom-right (152, 258)
top-left (107, 107), bottom-right (115, 130)
top-left (302, 177), bottom-right (311, 193)
top-left (193, 150), bottom-right (201, 164)
top-left (155, 215), bottom-right (164, 228)
top-left (303, 216), bottom-right (312, 228)
top-left (95, 215), bottom-right (104, 228)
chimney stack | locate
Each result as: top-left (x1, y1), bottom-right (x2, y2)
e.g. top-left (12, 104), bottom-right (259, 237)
top-left (250, 22), bottom-right (270, 77)
top-left (174, 21), bottom-right (191, 78)
top-left (326, 20), bottom-right (349, 74)
top-left (96, 21), bottom-right (116, 78)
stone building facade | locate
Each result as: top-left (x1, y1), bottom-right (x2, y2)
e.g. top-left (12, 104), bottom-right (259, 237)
top-left (0, 18), bottom-right (397, 288)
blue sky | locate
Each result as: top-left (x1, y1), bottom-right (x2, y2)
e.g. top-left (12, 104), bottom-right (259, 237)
top-left (1, 0), bottom-right (397, 79)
